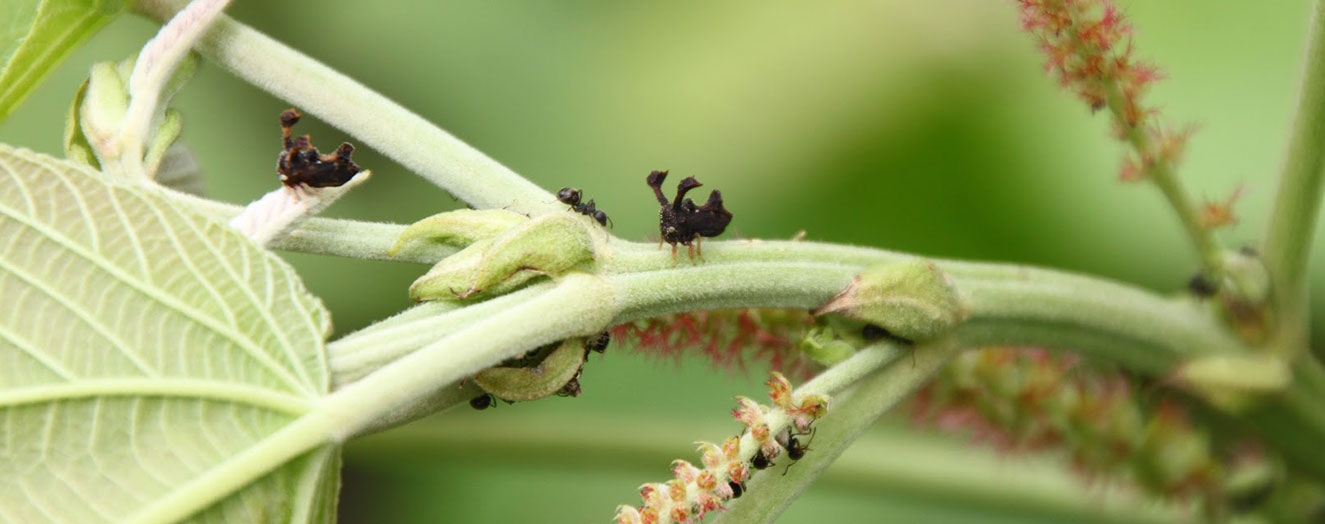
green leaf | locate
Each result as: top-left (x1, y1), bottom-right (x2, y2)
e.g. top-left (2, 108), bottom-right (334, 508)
top-left (0, 0), bottom-right (125, 123)
top-left (0, 145), bottom-right (338, 522)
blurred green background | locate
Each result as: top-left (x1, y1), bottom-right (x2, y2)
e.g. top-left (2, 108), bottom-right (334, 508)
top-left (1, 1), bottom-right (1319, 522)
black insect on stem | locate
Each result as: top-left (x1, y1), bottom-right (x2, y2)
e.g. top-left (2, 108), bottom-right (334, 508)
top-left (751, 448), bottom-right (774, 470)
top-left (728, 481), bottom-right (744, 499)
top-left (557, 187), bottom-right (613, 227)
top-left (276, 108), bottom-right (361, 188)
top-left (645, 170), bottom-right (733, 261)
top-left (1188, 274), bottom-right (1219, 298)
top-left (583, 331), bottom-right (610, 356)
top-left (781, 428), bottom-right (815, 476)
top-left (469, 393), bottom-right (497, 410)
top-left (862, 323), bottom-right (914, 346)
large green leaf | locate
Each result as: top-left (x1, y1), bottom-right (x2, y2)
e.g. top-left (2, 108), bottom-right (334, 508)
top-left (0, 145), bottom-right (338, 522)
top-left (0, 0), bottom-right (125, 123)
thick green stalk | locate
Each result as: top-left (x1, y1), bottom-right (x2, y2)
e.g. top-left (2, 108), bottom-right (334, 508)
top-left (133, 0), bottom-right (557, 214)
top-left (1263, 0), bottom-right (1325, 354)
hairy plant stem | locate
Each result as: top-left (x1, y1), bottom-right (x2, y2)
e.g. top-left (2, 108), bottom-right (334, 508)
top-left (1105, 85), bottom-right (1226, 281)
top-left (132, 0), bottom-right (557, 215)
top-left (1263, 0), bottom-right (1325, 355)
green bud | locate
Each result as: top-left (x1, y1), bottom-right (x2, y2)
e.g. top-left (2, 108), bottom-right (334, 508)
top-left (410, 213), bottom-right (594, 300)
top-left (79, 62), bottom-right (131, 163)
top-left (391, 208), bottom-right (529, 256)
top-left (142, 108), bottom-right (182, 178)
top-left (1174, 354), bottom-right (1289, 412)
top-left (799, 327), bottom-right (856, 366)
top-left (473, 338), bottom-right (586, 402)
top-left (813, 260), bottom-right (967, 341)
top-left (64, 79), bottom-right (99, 168)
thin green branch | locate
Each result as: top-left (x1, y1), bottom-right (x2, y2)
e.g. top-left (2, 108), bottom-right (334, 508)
top-left (711, 337), bottom-right (954, 524)
top-left (133, 0), bottom-right (557, 214)
top-left (1107, 89), bottom-right (1226, 279)
top-left (1263, 0), bottom-right (1325, 354)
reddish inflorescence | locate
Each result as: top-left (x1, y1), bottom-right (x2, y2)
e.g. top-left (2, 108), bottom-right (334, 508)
top-left (611, 309), bottom-right (817, 380)
top-left (1018, 1), bottom-right (1239, 224)
top-left (910, 347), bottom-right (1249, 510)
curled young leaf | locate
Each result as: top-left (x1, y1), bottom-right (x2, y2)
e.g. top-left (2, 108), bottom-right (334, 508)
top-left (473, 338), bottom-right (586, 402)
top-left (410, 213), bottom-right (594, 300)
top-left (389, 208), bottom-right (529, 256)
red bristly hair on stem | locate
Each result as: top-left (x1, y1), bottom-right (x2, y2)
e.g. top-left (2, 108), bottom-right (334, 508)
top-left (1018, 0), bottom-right (1240, 225)
top-left (611, 309), bottom-right (818, 381)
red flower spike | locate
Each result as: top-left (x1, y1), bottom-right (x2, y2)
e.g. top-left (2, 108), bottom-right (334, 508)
top-left (728, 462), bottom-right (750, 484)
top-left (666, 479), bottom-right (687, 502)
top-left (697, 442), bottom-right (724, 469)
top-left (696, 470), bottom-right (718, 491)
top-left (1200, 186), bottom-right (1243, 228)
top-left (722, 436), bottom-right (741, 460)
top-left (766, 371), bottom-right (795, 410)
top-left (751, 423), bottom-right (770, 443)
top-left (670, 506), bottom-right (690, 523)
top-left (672, 460), bottom-right (701, 484)
top-left (732, 396), bottom-right (763, 427)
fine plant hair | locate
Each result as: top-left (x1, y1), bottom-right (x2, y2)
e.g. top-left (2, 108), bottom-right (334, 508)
top-left (2, 0), bottom-right (1325, 523)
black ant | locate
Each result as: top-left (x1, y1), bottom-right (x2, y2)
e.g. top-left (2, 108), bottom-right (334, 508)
top-left (781, 429), bottom-right (816, 476)
top-left (277, 109), bottom-right (361, 188)
top-left (583, 331), bottom-right (610, 356)
top-left (469, 393), bottom-right (497, 410)
top-left (751, 448), bottom-right (774, 470)
top-left (1187, 274), bottom-right (1219, 298)
top-left (646, 170), bottom-right (733, 260)
top-left (727, 480), bottom-right (744, 499)
top-left (862, 323), bottom-right (913, 346)
top-left (557, 187), bottom-right (612, 227)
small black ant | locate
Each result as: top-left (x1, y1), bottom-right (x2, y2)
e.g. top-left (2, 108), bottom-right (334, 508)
top-left (727, 480), bottom-right (744, 498)
top-left (1187, 274), bottom-right (1219, 298)
top-left (646, 170), bottom-right (733, 260)
top-left (751, 448), bottom-right (774, 470)
top-left (862, 323), bottom-right (913, 346)
top-left (277, 109), bottom-right (361, 188)
top-left (469, 393), bottom-right (497, 410)
top-left (781, 429), bottom-right (815, 476)
top-left (583, 331), bottom-right (610, 356)
top-left (557, 187), bottom-right (613, 227)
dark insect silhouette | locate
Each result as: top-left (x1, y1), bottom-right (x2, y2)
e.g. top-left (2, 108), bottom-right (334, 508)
top-left (1187, 274), bottom-right (1218, 298)
top-left (728, 480), bottom-right (744, 498)
top-left (469, 393), bottom-right (497, 410)
top-left (277, 108), bottom-right (361, 189)
top-left (751, 448), bottom-right (774, 470)
top-left (862, 323), bottom-right (914, 346)
top-left (646, 170), bottom-right (733, 260)
top-left (583, 331), bottom-right (610, 355)
top-left (781, 429), bottom-right (815, 476)
top-left (557, 187), bottom-right (612, 227)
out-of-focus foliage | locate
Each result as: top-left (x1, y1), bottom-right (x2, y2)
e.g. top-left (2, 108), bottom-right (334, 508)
top-left (0, 1), bottom-right (1315, 522)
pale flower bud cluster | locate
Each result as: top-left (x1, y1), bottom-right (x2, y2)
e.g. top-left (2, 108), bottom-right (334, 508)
top-left (614, 372), bottom-right (829, 524)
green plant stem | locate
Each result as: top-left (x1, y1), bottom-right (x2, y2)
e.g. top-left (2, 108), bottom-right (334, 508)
top-left (163, 190), bottom-right (456, 263)
top-left (132, 0), bottom-right (557, 214)
top-left (712, 337), bottom-right (956, 524)
top-left (1263, 0), bottom-right (1325, 354)
top-left (1106, 86), bottom-right (1225, 280)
